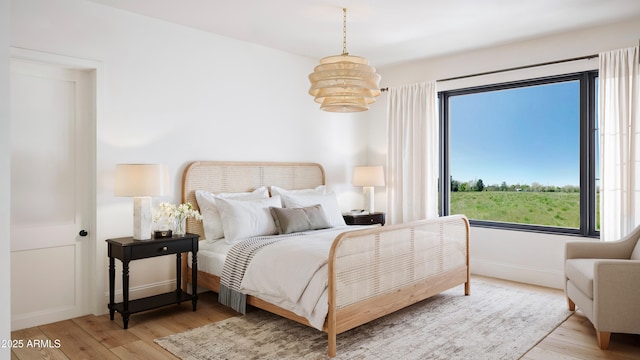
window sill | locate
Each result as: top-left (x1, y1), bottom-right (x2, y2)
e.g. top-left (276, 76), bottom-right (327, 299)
top-left (468, 219), bottom-right (600, 239)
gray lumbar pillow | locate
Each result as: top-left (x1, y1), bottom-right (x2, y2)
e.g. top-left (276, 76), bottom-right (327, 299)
top-left (269, 205), bottom-right (331, 234)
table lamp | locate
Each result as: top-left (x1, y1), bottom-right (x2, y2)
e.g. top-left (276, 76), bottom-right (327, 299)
top-left (352, 165), bottom-right (385, 213)
top-left (115, 164), bottom-right (169, 240)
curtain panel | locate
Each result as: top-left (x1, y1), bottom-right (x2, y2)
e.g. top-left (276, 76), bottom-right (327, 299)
top-left (386, 82), bottom-right (439, 224)
top-left (599, 46), bottom-right (640, 240)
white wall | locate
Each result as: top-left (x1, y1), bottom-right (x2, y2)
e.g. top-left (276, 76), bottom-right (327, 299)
top-left (1, 0), bottom-right (12, 356)
top-left (10, 0), bottom-right (370, 321)
top-left (372, 16), bottom-right (640, 289)
top-left (10, 0), bottom-right (639, 333)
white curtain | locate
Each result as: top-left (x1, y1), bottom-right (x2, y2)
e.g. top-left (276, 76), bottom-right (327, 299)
top-left (386, 82), bottom-right (439, 224)
top-left (599, 46), bottom-right (640, 240)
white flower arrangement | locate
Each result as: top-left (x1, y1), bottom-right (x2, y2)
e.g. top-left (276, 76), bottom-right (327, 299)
top-left (154, 202), bottom-right (202, 235)
top-left (155, 202), bottom-right (202, 222)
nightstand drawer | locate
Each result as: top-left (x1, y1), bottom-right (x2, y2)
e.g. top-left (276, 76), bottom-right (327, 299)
top-left (130, 240), bottom-right (193, 259)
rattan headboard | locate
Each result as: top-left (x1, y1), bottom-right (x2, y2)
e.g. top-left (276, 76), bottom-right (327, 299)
top-left (182, 161), bottom-right (326, 239)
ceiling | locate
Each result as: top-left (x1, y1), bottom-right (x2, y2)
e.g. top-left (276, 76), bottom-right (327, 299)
top-left (88, 0), bottom-right (640, 67)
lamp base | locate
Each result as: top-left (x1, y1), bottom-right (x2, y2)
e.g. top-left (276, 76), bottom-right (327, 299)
top-left (133, 196), bottom-right (152, 240)
top-left (363, 186), bottom-right (375, 214)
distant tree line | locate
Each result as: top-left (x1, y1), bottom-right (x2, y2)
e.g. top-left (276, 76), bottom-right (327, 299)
top-left (450, 177), bottom-right (580, 193)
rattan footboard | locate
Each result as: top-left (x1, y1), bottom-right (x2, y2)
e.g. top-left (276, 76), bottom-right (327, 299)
top-left (327, 214), bottom-right (470, 356)
top-left (181, 161), bottom-right (470, 357)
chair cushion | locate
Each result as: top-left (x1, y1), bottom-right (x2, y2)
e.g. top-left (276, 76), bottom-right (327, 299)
top-left (565, 259), bottom-right (595, 299)
top-left (631, 239), bottom-right (640, 260)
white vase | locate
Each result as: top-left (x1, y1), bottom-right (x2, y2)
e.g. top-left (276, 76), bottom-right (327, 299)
top-left (174, 216), bottom-right (186, 236)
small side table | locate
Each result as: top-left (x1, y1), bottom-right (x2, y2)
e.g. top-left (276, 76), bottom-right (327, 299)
top-left (106, 233), bottom-right (199, 329)
top-left (343, 212), bottom-right (386, 226)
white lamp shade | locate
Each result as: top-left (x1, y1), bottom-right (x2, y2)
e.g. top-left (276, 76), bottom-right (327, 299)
top-left (352, 166), bottom-right (385, 187)
top-left (114, 164), bottom-right (170, 197)
top-left (114, 164), bottom-right (169, 240)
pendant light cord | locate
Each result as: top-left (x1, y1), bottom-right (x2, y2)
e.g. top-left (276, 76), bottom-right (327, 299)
top-left (342, 8), bottom-right (348, 56)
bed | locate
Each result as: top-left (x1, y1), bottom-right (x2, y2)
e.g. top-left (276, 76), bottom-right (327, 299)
top-left (181, 161), bottom-right (470, 357)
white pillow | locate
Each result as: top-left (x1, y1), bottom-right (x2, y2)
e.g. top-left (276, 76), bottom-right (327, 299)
top-left (270, 185), bottom-right (326, 207)
top-left (195, 187), bottom-right (269, 241)
top-left (216, 196), bottom-right (282, 244)
top-left (270, 185), bottom-right (326, 197)
top-left (280, 192), bottom-right (346, 228)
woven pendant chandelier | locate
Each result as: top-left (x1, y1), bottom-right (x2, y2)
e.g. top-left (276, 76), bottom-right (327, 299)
top-left (308, 8), bottom-right (381, 112)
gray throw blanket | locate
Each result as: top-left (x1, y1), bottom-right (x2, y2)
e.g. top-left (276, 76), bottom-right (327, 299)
top-left (219, 232), bottom-right (307, 314)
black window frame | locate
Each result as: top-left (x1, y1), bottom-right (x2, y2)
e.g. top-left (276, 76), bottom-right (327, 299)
top-left (439, 70), bottom-right (599, 237)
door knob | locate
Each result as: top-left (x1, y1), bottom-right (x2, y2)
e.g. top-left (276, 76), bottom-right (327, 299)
top-left (79, 230), bottom-right (88, 237)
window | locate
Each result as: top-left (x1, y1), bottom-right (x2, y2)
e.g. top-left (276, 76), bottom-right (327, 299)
top-left (439, 71), bottom-right (599, 237)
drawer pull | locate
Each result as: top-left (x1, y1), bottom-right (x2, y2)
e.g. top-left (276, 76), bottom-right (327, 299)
top-left (161, 246), bottom-right (168, 251)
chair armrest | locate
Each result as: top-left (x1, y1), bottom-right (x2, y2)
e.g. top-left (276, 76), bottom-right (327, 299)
top-left (566, 236), bottom-right (637, 260)
top-left (568, 225), bottom-right (640, 260)
top-left (593, 260), bottom-right (640, 332)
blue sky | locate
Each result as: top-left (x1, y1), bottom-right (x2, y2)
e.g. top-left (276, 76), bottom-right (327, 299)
top-left (449, 80), bottom-right (580, 187)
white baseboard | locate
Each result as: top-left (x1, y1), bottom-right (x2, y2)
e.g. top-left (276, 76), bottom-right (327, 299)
top-left (471, 258), bottom-right (565, 289)
top-left (11, 305), bottom-right (79, 331)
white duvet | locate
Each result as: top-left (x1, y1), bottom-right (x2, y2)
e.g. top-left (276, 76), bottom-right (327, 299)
top-left (238, 226), bottom-right (368, 330)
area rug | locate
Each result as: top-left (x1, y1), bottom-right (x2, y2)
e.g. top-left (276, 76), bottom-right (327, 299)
top-left (155, 281), bottom-right (572, 360)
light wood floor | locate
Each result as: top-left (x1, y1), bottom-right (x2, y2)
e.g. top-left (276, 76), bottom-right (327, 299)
top-left (10, 276), bottom-right (640, 359)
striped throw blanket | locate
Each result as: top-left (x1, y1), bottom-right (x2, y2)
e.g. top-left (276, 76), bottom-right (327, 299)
top-left (219, 233), bottom-right (307, 314)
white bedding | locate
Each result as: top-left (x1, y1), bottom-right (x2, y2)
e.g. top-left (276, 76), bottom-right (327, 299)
top-left (240, 226), bottom-right (368, 330)
top-left (196, 226), bottom-right (370, 330)
top-left (195, 239), bottom-right (234, 276)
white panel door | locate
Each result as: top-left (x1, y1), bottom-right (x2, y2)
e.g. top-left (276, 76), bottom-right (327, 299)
top-left (10, 59), bottom-right (92, 330)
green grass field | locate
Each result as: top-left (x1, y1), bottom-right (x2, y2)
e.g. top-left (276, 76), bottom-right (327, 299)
top-left (450, 191), bottom-right (599, 229)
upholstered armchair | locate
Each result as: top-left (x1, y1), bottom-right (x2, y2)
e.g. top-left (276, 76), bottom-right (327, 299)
top-left (564, 226), bottom-right (640, 349)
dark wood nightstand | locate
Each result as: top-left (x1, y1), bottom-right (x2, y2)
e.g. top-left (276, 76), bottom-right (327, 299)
top-left (106, 233), bottom-right (199, 329)
top-left (343, 212), bottom-right (386, 226)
